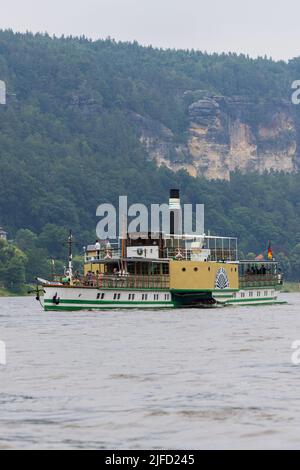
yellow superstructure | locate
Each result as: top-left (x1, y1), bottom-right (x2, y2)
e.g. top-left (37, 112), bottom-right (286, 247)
top-left (169, 260), bottom-right (239, 291)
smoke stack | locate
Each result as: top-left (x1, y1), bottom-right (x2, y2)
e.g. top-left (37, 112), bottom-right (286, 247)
top-left (169, 189), bottom-right (181, 235)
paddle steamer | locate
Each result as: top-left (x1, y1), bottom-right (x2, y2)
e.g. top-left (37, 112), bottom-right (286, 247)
top-left (36, 190), bottom-right (282, 311)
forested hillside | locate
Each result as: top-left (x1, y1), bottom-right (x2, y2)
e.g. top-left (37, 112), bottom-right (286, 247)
top-left (1, 30), bottom-right (300, 290)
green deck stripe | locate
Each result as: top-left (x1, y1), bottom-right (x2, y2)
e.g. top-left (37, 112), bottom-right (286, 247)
top-left (224, 297), bottom-right (276, 303)
top-left (239, 286), bottom-right (277, 290)
top-left (45, 305), bottom-right (175, 311)
top-left (170, 289), bottom-right (239, 293)
top-left (44, 298), bottom-right (172, 306)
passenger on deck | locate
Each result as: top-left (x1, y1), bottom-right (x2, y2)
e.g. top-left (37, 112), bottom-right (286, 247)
top-left (86, 271), bottom-right (94, 287)
top-left (95, 240), bottom-right (101, 259)
top-left (62, 270), bottom-right (71, 285)
top-left (97, 271), bottom-right (104, 287)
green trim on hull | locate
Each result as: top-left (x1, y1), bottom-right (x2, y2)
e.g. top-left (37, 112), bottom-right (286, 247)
top-left (45, 305), bottom-right (175, 311)
top-left (170, 288), bottom-right (239, 293)
top-left (224, 297), bottom-right (276, 304)
top-left (44, 299), bottom-right (172, 306)
top-left (239, 286), bottom-right (278, 290)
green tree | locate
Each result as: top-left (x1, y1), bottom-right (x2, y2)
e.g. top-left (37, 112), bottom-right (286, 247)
top-left (0, 240), bottom-right (27, 293)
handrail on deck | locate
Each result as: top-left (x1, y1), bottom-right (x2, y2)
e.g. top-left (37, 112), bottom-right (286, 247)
top-left (239, 274), bottom-right (278, 288)
top-left (85, 248), bottom-right (238, 262)
top-left (54, 274), bottom-right (170, 290)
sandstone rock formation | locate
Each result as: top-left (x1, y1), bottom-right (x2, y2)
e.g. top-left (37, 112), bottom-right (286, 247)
top-left (130, 91), bottom-right (298, 180)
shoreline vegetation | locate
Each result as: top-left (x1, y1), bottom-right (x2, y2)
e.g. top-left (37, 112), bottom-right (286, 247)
top-left (0, 287), bottom-right (15, 297)
top-left (280, 282), bottom-right (300, 293)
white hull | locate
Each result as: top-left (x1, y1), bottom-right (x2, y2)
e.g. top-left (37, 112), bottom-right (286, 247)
top-left (213, 288), bottom-right (279, 306)
top-left (41, 285), bottom-right (281, 311)
top-left (43, 286), bottom-right (174, 310)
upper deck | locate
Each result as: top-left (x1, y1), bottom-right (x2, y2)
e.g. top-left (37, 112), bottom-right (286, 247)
top-left (84, 234), bottom-right (238, 264)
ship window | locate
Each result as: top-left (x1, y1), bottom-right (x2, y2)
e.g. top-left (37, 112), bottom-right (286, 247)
top-left (249, 292), bottom-right (253, 297)
top-left (241, 293), bottom-right (245, 298)
top-left (113, 293), bottom-right (118, 300)
top-left (97, 293), bottom-right (100, 299)
top-left (162, 264), bottom-right (169, 275)
top-left (128, 294), bottom-right (131, 300)
top-left (182, 268), bottom-right (186, 272)
top-left (264, 291), bottom-right (268, 296)
top-left (257, 291), bottom-right (261, 297)
top-left (132, 294), bottom-right (135, 300)
top-left (208, 267), bottom-right (211, 272)
top-left (194, 267), bottom-right (198, 272)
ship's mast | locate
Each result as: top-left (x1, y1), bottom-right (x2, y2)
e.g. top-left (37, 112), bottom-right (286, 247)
top-left (68, 230), bottom-right (73, 281)
top-left (121, 216), bottom-right (127, 274)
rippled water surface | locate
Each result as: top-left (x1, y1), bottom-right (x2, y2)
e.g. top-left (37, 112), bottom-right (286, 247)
top-left (1, 294), bottom-right (300, 449)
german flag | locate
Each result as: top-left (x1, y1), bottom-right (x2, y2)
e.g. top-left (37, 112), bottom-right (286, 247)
top-left (267, 241), bottom-right (273, 260)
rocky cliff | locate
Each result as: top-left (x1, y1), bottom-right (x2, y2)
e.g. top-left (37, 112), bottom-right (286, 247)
top-left (130, 91), bottom-right (298, 180)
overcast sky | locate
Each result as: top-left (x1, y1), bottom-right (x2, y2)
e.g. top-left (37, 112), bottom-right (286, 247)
top-left (1, 0), bottom-right (300, 61)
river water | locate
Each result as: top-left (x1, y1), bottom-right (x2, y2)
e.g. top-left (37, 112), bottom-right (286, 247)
top-left (0, 294), bottom-right (300, 450)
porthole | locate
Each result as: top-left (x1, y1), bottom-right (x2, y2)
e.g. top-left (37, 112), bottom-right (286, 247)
top-left (194, 267), bottom-right (198, 272)
top-left (182, 268), bottom-right (186, 272)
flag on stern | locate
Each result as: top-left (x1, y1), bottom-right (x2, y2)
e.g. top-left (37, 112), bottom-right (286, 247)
top-left (267, 241), bottom-right (273, 260)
